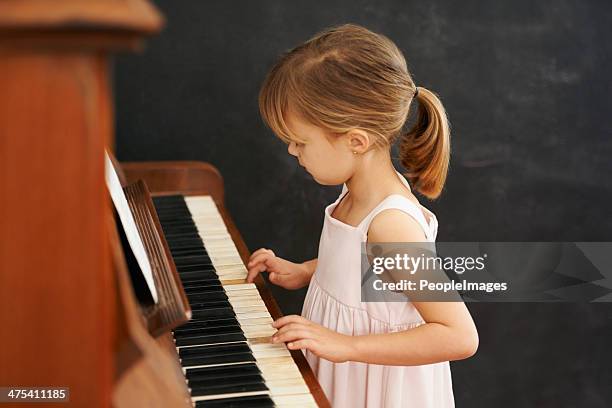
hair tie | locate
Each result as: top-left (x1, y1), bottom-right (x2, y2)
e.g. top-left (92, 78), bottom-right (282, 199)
top-left (414, 87), bottom-right (419, 98)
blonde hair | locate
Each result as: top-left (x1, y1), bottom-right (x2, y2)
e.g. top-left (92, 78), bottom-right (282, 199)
top-left (259, 24), bottom-right (450, 199)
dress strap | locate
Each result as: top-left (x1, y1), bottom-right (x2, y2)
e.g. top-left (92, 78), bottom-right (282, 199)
top-left (358, 194), bottom-right (436, 242)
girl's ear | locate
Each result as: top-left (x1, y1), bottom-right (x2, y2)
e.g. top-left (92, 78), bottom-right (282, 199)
top-left (346, 129), bottom-right (371, 154)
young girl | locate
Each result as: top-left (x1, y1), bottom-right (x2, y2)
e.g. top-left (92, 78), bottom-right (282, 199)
top-left (247, 24), bottom-right (478, 408)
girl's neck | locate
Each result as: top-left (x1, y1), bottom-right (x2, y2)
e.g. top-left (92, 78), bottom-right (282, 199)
top-left (344, 150), bottom-right (409, 206)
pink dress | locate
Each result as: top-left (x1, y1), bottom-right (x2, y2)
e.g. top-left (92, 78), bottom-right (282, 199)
top-left (301, 173), bottom-right (455, 408)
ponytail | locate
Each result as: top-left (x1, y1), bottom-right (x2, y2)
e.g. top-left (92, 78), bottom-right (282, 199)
top-left (400, 86), bottom-right (451, 200)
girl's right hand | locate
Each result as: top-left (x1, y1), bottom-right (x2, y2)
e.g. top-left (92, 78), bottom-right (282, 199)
top-left (246, 248), bottom-right (311, 290)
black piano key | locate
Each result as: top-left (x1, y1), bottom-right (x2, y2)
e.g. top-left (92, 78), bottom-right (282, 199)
top-left (171, 246), bottom-right (206, 253)
top-left (184, 283), bottom-right (225, 293)
top-left (164, 232), bottom-right (205, 241)
top-left (179, 269), bottom-right (217, 278)
top-left (174, 317), bottom-right (240, 333)
top-left (189, 374), bottom-right (265, 390)
top-left (188, 302), bottom-right (232, 315)
top-left (189, 298), bottom-right (231, 308)
top-left (157, 213), bottom-right (194, 222)
top-left (176, 261), bottom-right (214, 269)
top-left (179, 342), bottom-right (251, 358)
top-left (172, 247), bottom-right (208, 256)
top-left (188, 298), bottom-right (231, 307)
top-left (174, 255), bottom-right (213, 267)
top-left (178, 271), bottom-right (219, 282)
top-left (163, 228), bottom-right (199, 236)
top-left (189, 301), bottom-right (233, 312)
top-left (182, 279), bottom-right (223, 288)
top-left (173, 252), bottom-right (210, 260)
top-left (178, 266), bottom-right (217, 275)
top-left (168, 239), bottom-right (205, 249)
top-left (191, 306), bottom-right (235, 320)
top-left (165, 228), bottom-right (198, 236)
top-left (186, 364), bottom-right (267, 396)
top-left (182, 351), bottom-right (256, 367)
top-left (186, 290), bottom-right (228, 301)
top-left (185, 294), bottom-right (228, 303)
top-left (187, 289), bottom-right (227, 299)
top-left (173, 324), bottom-right (243, 340)
top-left (162, 224), bottom-right (198, 232)
top-left (154, 200), bottom-right (190, 208)
top-left (168, 238), bottom-right (204, 247)
top-left (170, 247), bottom-right (208, 258)
top-left (155, 200), bottom-right (188, 206)
top-left (173, 249), bottom-right (209, 259)
top-left (156, 209), bottom-right (193, 217)
top-left (189, 373), bottom-right (264, 388)
top-left (174, 325), bottom-right (240, 339)
top-left (175, 318), bottom-right (239, 331)
top-left (179, 344), bottom-right (255, 366)
top-left (189, 379), bottom-right (268, 397)
top-left (156, 212), bottom-right (194, 220)
top-left (195, 395), bottom-right (275, 408)
top-left (175, 332), bottom-right (246, 346)
top-left (186, 286), bottom-right (227, 295)
top-left (186, 297), bottom-right (231, 307)
top-left (177, 260), bottom-right (215, 270)
top-left (170, 249), bottom-right (208, 257)
top-left (160, 217), bottom-right (196, 224)
top-left (178, 264), bottom-right (218, 273)
top-left (186, 363), bottom-right (261, 380)
top-left (182, 280), bottom-right (223, 289)
top-left (180, 298), bottom-right (232, 310)
top-left (154, 205), bottom-right (185, 209)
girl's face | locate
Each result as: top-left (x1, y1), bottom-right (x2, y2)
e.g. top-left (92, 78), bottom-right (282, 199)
top-left (285, 111), bottom-right (356, 186)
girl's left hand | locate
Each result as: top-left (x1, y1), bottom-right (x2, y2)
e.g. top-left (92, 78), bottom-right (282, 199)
top-left (271, 315), bottom-right (356, 363)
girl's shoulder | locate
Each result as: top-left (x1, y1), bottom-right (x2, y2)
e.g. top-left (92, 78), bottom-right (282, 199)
top-left (366, 198), bottom-right (432, 242)
top-left (363, 188), bottom-right (438, 242)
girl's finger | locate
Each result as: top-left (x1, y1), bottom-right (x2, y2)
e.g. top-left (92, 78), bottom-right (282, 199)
top-left (272, 315), bottom-right (308, 328)
top-left (249, 248), bottom-right (275, 260)
top-left (246, 263), bottom-right (267, 282)
top-left (247, 250), bottom-right (264, 264)
top-left (287, 339), bottom-right (315, 352)
top-left (247, 252), bottom-right (273, 268)
top-left (274, 322), bottom-right (304, 335)
top-left (250, 248), bottom-right (271, 257)
top-left (272, 329), bottom-right (310, 344)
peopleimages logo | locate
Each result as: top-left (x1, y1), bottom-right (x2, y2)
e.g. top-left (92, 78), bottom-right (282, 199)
top-left (371, 253), bottom-right (487, 275)
top-left (361, 242), bottom-right (612, 302)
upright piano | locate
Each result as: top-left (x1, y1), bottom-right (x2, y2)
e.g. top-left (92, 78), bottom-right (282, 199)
top-left (0, 1), bottom-right (329, 406)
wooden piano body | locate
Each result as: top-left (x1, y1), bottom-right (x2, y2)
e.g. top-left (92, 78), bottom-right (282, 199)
top-left (0, 1), bottom-right (329, 406)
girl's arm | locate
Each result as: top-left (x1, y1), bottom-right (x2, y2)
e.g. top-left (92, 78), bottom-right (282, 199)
top-left (350, 301), bottom-right (478, 365)
top-left (272, 301), bottom-right (478, 365)
top-left (352, 209), bottom-right (478, 365)
top-left (271, 210), bottom-right (479, 365)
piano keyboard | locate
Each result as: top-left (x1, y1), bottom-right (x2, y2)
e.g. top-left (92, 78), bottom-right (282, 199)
top-left (153, 195), bottom-right (318, 408)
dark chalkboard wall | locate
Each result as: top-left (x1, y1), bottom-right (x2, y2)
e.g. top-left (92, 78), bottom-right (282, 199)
top-left (115, 1), bottom-right (612, 406)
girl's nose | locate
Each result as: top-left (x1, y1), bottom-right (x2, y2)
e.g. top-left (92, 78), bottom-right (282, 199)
top-left (288, 141), bottom-right (298, 157)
